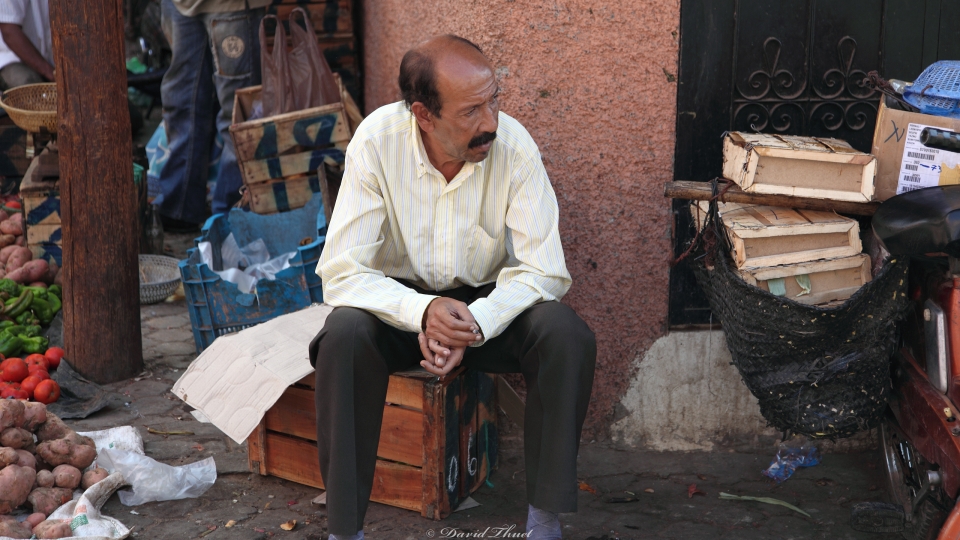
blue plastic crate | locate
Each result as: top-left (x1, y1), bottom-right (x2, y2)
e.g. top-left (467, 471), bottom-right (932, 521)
top-left (904, 61), bottom-right (960, 118)
top-left (180, 193), bottom-right (327, 352)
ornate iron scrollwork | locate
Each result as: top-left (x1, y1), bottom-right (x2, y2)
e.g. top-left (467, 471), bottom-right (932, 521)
top-left (733, 35), bottom-right (879, 138)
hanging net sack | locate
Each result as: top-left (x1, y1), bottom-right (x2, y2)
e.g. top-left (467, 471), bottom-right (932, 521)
top-left (687, 182), bottom-right (910, 438)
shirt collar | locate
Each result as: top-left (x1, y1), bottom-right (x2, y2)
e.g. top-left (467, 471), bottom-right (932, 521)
top-left (409, 111), bottom-right (486, 181)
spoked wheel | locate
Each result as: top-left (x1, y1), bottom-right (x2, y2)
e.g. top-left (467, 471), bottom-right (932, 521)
top-left (880, 419), bottom-right (953, 540)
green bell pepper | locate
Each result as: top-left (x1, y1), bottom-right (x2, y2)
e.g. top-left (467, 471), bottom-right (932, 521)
top-left (18, 335), bottom-right (47, 354)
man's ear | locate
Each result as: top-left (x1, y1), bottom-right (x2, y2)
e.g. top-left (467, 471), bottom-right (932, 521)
top-left (411, 102), bottom-right (436, 133)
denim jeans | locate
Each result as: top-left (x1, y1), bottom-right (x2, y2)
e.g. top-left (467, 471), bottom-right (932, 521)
top-left (156, 0), bottom-right (263, 223)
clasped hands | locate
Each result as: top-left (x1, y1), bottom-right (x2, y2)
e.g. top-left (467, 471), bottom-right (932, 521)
top-left (418, 297), bottom-right (482, 377)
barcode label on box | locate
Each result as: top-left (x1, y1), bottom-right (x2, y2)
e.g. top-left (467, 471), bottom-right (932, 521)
top-left (896, 123), bottom-right (960, 195)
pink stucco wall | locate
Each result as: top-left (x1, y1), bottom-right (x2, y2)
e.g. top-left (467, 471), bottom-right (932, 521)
top-left (361, 0), bottom-right (680, 436)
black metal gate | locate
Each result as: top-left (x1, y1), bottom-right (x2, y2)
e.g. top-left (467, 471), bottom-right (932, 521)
top-left (670, 0), bottom-right (960, 326)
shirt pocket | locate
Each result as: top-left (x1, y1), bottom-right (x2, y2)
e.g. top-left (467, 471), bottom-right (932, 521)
top-left (465, 226), bottom-right (506, 281)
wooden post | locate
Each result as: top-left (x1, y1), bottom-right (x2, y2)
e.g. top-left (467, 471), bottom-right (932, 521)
top-left (49, 0), bottom-right (143, 382)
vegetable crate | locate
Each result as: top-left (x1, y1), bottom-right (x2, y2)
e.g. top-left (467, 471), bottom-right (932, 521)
top-left (179, 194), bottom-right (327, 352)
top-left (247, 368), bottom-right (498, 520)
top-left (20, 147), bottom-right (61, 266)
top-left (229, 74), bottom-right (360, 217)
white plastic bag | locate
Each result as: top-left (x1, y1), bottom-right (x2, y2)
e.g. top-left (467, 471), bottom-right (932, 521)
top-left (197, 233), bottom-right (296, 294)
top-left (45, 472), bottom-right (131, 539)
top-left (96, 449), bottom-right (216, 506)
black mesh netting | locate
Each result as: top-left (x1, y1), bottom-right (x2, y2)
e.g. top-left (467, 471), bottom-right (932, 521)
top-left (688, 191), bottom-right (911, 439)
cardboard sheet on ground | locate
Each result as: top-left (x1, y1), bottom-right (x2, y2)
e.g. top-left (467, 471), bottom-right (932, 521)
top-left (171, 303), bottom-right (332, 444)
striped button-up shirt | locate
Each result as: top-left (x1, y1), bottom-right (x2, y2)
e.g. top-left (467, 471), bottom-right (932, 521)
top-left (317, 102), bottom-right (571, 343)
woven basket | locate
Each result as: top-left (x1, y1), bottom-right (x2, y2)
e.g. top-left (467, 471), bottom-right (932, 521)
top-left (0, 83), bottom-right (57, 133)
top-left (139, 254), bottom-right (181, 305)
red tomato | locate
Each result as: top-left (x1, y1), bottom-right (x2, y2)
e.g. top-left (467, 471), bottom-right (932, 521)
top-left (1, 384), bottom-right (28, 400)
top-left (20, 376), bottom-right (41, 398)
top-left (28, 370), bottom-right (48, 381)
top-left (33, 380), bottom-right (59, 404)
top-left (0, 358), bottom-right (28, 383)
top-left (23, 354), bottom-right (50, 368)
top-left (27, 363), bottom-right (48, 376)
top-left (43, 347), bottom-right (65, 370)
top-left (25, 354), bottom-right (49, 371)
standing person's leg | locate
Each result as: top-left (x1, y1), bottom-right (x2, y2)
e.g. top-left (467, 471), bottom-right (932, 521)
top-left (309, 307), bottom-right (424, 537)
top-left (464, 301), bottom-right (596, 532)
top-left (0, 63), bottom-right (43, 91)
top-left (203, 7), bottom-right (263, 214)
top-left (155, 0), bottom-right (216, 227)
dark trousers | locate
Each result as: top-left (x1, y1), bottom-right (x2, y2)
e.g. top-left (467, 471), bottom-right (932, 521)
top-left (309, 282), bottom-right (596, 535)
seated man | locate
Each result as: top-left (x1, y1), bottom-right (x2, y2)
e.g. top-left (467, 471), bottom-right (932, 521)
top-left (0, 0), bottom-right (54, 90)
top-left (311, 34), bottom-right (596, 540)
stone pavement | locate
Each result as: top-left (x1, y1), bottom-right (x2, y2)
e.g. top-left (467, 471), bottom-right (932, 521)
top-left (57, 233), bottom-right (903, 539)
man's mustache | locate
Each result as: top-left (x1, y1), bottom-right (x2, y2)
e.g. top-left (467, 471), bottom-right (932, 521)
top-left (468, 131), bottom-right (497, 149)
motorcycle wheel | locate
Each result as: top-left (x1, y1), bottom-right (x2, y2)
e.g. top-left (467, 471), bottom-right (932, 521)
top-left (880, 419), bottom-right (951, 540)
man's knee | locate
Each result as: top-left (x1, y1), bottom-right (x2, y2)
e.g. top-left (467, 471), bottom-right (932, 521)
top-left (527, 302), bottom-right (596, 367)
top-left (310, 307), bottom-right (382, 367)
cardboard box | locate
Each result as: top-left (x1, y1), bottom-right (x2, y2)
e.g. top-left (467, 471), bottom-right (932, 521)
top-left (871, 97), bottom-right (960, 201)
top-left (740, 254), bottom-right (872, 306)
top-left (691, 201), bottom-right (862, 269)
top-left (722, 132), bottom-right (876, 202)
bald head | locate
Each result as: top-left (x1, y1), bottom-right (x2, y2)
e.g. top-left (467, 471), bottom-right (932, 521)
top-left (399, 35), bottom-right (492, 117)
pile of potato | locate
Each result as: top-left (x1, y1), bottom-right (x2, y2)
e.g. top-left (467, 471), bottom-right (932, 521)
top-left (0, 211), bottom-right (59, 286)
top-left (0, 400), bottom-right (106, 539)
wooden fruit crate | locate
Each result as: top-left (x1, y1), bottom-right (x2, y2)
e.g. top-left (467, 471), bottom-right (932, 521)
top-left (722, 132), bottom-right (877, 203)
top-left (247, 368), bottom-right (498, 520)
top-left (245, 170), bottom-right (330, 216)
top-left (691, 201), bottom-right (863, 269)
top-left (230, 74), bottom-right (360, 216)
top-left (741, 254), bottom-right (872, 306)
top-left (19, 147), bottom-right (61, 265)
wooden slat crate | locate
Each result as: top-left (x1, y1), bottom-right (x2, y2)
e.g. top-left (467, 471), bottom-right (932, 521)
top-left (247, 368), bottom-right (498, 520)
top-left (267, 0), bottom-right (353, 38)
top-left (246, 170), bottom-right (331, 216)
top-left (20, 148), bottom-right (61, 265)
top-left (691, 201), bottom-right (863, 269)
top-left (740, 254), bottom-right (872, 306)
top-left (722, 132), bottom-right (877, 203)
top-left (230, 74), bottom-right (359, 215)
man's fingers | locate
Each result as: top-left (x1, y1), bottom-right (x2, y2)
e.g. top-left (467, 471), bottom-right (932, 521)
top-left (420, 346), bottom-right (464, 377)
top-left (427, 339), bottom-right (450, 358)
top-left (418, 333), bottom-right (435, 364)
top-left (427, 328), bottom-right (480, 348)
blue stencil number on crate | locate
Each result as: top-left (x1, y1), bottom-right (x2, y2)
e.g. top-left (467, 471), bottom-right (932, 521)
top-left (271, 174), bottom-right (323, 213)
top-left (26, 197), bottom-right (59, 226)
top-left (253, 114), bottom-right (340, 160)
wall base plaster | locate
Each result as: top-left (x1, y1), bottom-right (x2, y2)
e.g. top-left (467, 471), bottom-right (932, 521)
top-left (611, 330), bottom-right (878, 453)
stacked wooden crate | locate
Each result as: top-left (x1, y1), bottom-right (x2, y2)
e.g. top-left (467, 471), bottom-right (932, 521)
top-left (696, 132), bottom-right (880, 306)
top-left (265, 0), bottom-right (360, 105)
top-left (247, 368), bottom-right (498, 520)
top-left (230, 75), bottom-right (361, 216)
top-left (19, 146), bottom-right (61, 265)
